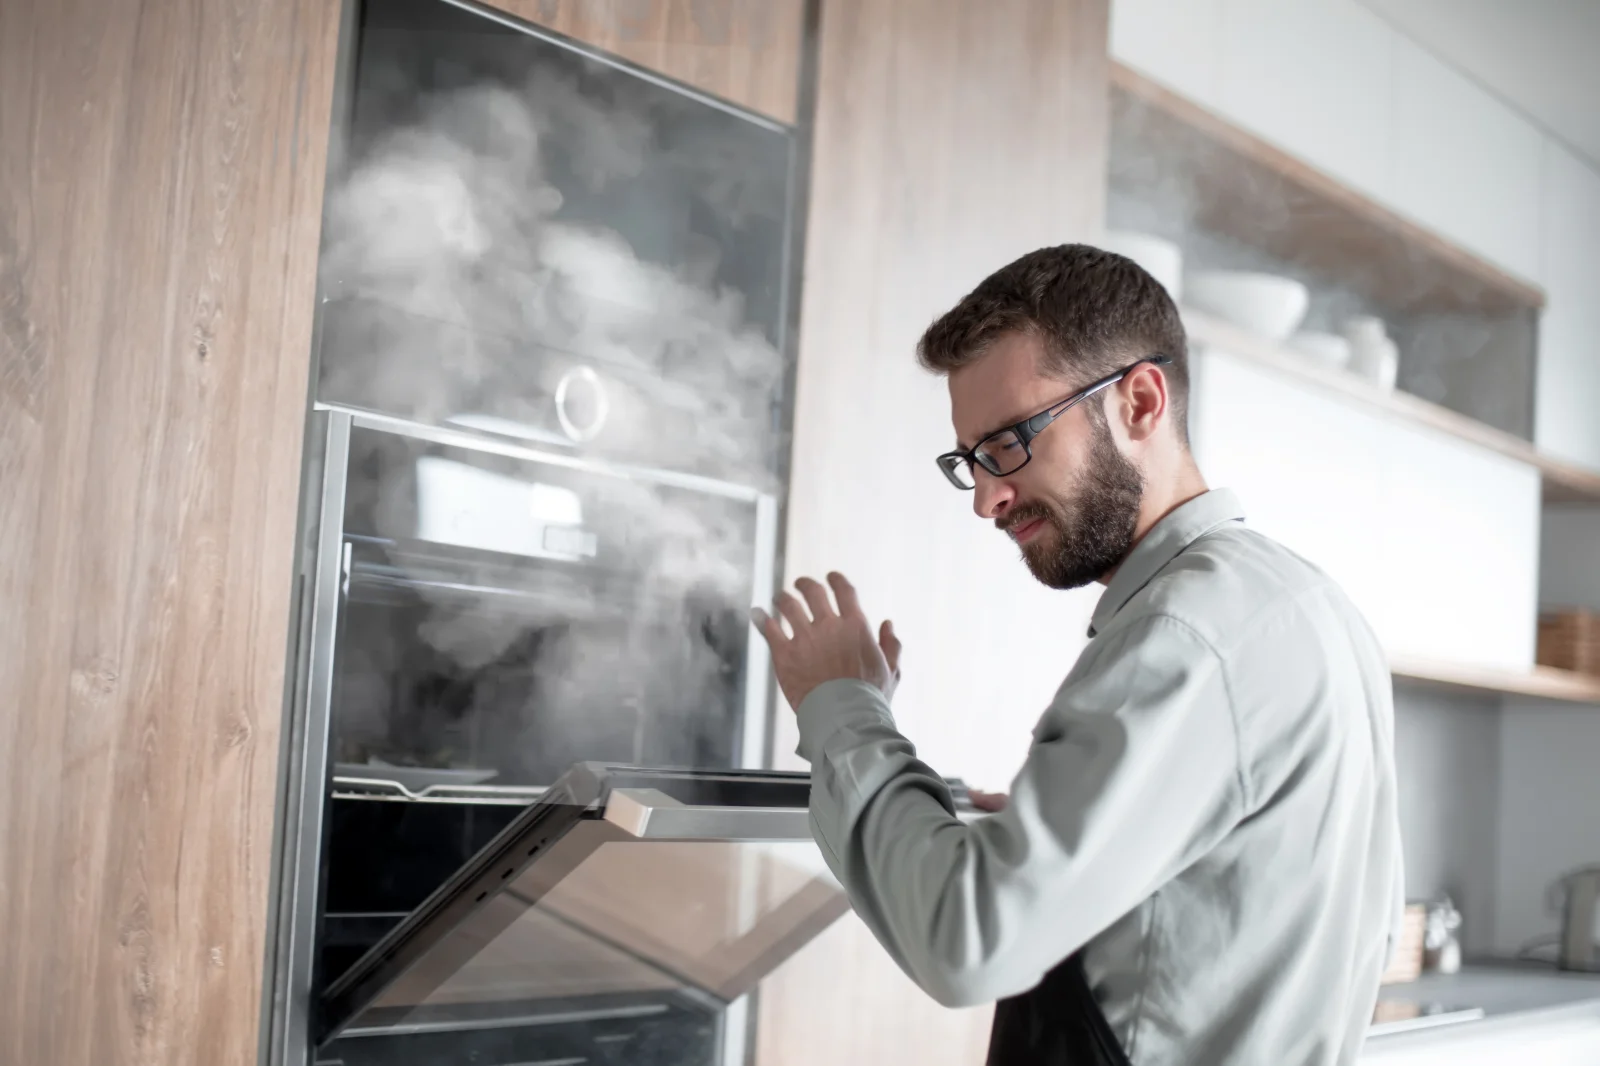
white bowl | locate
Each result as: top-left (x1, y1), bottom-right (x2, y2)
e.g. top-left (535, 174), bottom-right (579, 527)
top-left (1185, 271), bottom-right (1309, 341)
top-left (1287, 330), bottom-right (1351, 369)
top-left (1100, 230), bottom-right (1183, 302)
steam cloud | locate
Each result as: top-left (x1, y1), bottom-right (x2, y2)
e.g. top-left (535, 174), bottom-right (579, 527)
top-left (320, 66), bottom-right (786, 780)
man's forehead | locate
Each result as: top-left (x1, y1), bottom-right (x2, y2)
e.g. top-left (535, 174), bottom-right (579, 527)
top-left (948, 334), bottom-right (1076, 445)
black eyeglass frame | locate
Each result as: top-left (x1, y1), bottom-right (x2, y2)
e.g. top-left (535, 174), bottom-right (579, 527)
top-left (935, 355), bottom-right (1173, 490)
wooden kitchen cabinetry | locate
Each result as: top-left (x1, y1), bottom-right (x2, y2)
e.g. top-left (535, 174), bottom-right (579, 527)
top-left (0, 1), bottom-right (340, 1064)
top-left (503, 0), bottom-right (808, 124)
top-left (759, 1), bottom-right (1112, 1064)
top-left (1, 0), bottom-right (809, 1064)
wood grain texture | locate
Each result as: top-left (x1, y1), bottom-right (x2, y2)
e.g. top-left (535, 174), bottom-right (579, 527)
top-left (1391, 657), bottom-right (1600, 706)
top-left (759, 1), bottom-right (1111, 1063)
top-left (0, 0), bottom-right (339, 1063)
top-left (1183, 309), bottom-right (1600, 506)
top-left (1109, 62), bottom-right (1547, 315)
top-left (490, 0), bottom-right (806, 123)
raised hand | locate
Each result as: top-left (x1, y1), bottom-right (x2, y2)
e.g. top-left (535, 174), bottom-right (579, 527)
top-left (750, 571), bottom-right (902, 711)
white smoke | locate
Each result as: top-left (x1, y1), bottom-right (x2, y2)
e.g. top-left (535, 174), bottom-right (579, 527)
top-left (321, 70), bottom-right (784, 778)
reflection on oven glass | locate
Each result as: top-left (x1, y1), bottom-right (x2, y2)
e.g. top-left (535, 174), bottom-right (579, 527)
top-left (324, 841), bottom-right (840, 1066)
top-left (365, 840), bottom-right (842, 1016)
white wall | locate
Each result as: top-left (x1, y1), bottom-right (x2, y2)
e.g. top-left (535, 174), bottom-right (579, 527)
top-left (1392, 686), bottom-right (1502, 954)
top-left (1491, 504), bottom-right (1600, 956)
top-left (1494, 701), bottom-right (1600, 957)
top-left (1112, 0), bottom-right (1600, 470)
top-left (1540, 505), bottom-right (1600, 612)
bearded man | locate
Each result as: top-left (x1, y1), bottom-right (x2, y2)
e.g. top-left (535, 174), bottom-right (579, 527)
top-left (751, 244), bottom-right (1404, 1066)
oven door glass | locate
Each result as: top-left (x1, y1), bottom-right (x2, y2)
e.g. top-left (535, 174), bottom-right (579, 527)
top-left (316, 765), bottom-right (848, 1048)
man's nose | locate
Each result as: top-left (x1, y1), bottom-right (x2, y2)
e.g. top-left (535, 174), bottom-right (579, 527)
top-left (972, 471), bottom-right (1015, 520)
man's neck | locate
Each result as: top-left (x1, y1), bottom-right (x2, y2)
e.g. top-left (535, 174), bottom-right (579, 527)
top-left (1097, 456), bottom-right (1210, 586)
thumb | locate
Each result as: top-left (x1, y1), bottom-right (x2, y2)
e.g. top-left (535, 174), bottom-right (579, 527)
top-left (879, 619), bottom-right (901, 676)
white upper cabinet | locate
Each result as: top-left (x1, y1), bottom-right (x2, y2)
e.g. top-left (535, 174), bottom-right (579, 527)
top-left (1536, 140), bottom-right (1600, 470)
top-left (1376, 417), bottom-right (1540, 670)
top-left (1213, 0), bottom-right (1396, 202)
top-left (1191, 348), bottom-right (1540, 671)
top-left (1111, 0), bottom-right (1557, 291)
top-left (1110, 0), bottom-right (1223, 109)
top-left (1390, 35), bottom-right (1543, 285)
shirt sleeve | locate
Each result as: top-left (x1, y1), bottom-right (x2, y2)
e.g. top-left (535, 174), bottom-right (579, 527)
top-left (795, 613), bottom-right (1246, 1008)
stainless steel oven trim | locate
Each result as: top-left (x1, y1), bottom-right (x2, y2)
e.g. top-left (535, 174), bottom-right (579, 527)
top-left (339, 1002), bottom-right (669, 1038)
top-left (317, 402), bottom-right (772, 504)
top-left (329, 776), bottom-right (551, 804)
top-left (719, 997), bottom-right (751, 1066)
top-left (603, 788), bottom-right (812, 841)
top-left (430, 0), bottom-right (792, 134)
top-left (740, 492), bottom-right (779, 771)
top-left (267, 409), bottom-right (354, 1066)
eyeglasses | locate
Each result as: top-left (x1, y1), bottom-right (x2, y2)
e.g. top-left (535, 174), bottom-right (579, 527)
top-left (935, 355), bottom-right (1172, 490)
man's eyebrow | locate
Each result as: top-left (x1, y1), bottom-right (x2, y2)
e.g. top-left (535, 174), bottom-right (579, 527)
top-left (956, 401), bottom-right (1049, 451)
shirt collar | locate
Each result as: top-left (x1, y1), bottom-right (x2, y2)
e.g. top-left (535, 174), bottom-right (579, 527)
top-left (1087, 488), bottom-right (1246, 637)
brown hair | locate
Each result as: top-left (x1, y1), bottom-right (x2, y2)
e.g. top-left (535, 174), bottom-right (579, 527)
top-left (917, 243), bottom-right (1191, 442)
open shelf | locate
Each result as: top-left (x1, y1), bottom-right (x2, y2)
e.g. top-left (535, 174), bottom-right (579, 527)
top-left (1183, 308), bottom-right (1600, 506)
top-left (1110, 63), bottom-right (1545, 316)
top-left (1391, 656), bottom-right (1600, 705)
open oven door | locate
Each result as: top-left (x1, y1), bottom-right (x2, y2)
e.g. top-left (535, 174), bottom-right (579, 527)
top-left (314, 764), bottom-right (867, 1053)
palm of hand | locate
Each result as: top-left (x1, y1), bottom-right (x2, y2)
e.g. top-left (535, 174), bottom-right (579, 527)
top-left (750, 571), bottom-right (902, 711)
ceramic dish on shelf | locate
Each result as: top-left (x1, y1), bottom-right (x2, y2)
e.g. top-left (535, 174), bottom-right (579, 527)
top-left (1100, 230), bottom-right (1183, 302)
top-left (1186, 271), bottom-right (1309, 341)
top-left (1287, 330), bottom-right (1352, 370)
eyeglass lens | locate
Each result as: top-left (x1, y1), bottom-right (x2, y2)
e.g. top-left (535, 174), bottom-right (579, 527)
top-left (974, 429), bottom-right (1027, 477)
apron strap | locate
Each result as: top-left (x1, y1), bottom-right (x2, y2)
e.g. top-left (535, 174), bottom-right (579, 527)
top-left (986, 950), bottom-right (1134, 1066)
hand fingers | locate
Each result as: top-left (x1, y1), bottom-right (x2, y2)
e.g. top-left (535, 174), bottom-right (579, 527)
top-left (969, 789), bottom-right (1009, 813)
top-left (793, 576), bottom-right (836, 620)
top-left (773, 589), bottom-right (812, 634)
top-left (879, 619), bottom-right (901, 675)
top-left (750, 607), bottom-right (789, 646)
top-left (827, 571), bottom-right (863, 618)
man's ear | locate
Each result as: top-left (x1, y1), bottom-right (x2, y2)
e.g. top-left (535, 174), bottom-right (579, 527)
top-left (1122, 361), bottom-right (1169, 443)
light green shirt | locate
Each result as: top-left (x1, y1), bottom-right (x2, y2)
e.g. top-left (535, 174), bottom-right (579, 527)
top-left (797, 488), bottom-right (1404, 1066)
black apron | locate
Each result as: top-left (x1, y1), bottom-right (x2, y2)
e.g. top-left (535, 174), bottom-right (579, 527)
top-left (986, 950), bottom-right (1134, 1066)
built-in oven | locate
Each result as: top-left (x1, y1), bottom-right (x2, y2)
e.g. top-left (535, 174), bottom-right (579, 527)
top-left (264, 0), bottom-right (824, 1062)
top-left (267, 406), bottom-right (837, 1066)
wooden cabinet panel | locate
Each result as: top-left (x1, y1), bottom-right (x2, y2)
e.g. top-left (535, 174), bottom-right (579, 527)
top-left (491, 0), bottom-right (807, 123)
top-left (758, 0), bottom-right (1110, 1062)
top-left (0, 0), bottom-right (338, 1063)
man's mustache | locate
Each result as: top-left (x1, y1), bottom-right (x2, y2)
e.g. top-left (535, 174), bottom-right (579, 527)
top-left (997, 502), bottom-right (1056, 535)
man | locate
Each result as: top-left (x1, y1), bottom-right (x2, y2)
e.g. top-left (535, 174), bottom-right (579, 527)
top-left (751, 245), bottom-right (1403, 1065)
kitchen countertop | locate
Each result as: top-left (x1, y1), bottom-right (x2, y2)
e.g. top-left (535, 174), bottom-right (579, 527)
top-left (1363, 961), bottom-right (1600, 1060)
top-left (1376, 961), bottom-right (1600, 1020)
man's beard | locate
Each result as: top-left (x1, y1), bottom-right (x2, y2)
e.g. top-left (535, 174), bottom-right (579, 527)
top-left (998, 419), bottom-right (1145, 590)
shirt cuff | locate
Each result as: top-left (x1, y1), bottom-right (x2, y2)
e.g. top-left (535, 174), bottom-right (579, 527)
top-left (794, 678), bottom-right (897, 764)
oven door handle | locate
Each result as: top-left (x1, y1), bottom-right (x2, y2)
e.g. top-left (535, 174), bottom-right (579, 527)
top-left (603, 787), bottom-right (814, 841)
